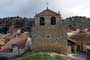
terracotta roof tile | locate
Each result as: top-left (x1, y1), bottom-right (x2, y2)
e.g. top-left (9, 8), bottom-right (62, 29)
top-left (0, 34), bottom-right (28, 52)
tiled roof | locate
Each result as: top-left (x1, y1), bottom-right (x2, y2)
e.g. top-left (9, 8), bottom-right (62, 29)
top-left (69, 30), bottom-right (90, 41)
top-left (0, 34), bottom-right (28, 52)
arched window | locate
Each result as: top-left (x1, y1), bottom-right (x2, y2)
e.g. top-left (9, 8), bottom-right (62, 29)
top-left (40, 17), bottom-right (45, 25)
top-left (51, 16), bottom-right (56, 25)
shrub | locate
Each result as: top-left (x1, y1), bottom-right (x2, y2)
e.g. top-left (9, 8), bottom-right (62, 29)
top-left (18, 52), bottom-right (64, 60)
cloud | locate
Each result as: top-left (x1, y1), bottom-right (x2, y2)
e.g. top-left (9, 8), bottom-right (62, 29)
top-left (0, 0), bottom-right (90, 18)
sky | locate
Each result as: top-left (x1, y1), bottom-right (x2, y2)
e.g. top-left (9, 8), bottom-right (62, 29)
top-left (0, 0), bottom-right (90, 18)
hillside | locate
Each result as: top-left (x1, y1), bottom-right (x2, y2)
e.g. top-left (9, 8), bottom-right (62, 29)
top-left (63, 16), bottom-right (90, 31)
top-left (0, 16), bottom-right (34, 34)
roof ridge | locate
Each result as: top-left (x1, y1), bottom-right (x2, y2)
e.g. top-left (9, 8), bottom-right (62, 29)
top-left (36, 8), bottom-right (60, 16)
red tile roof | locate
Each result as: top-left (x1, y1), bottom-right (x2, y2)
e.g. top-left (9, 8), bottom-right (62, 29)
top-left (0, 34), bottom-right (28, 52)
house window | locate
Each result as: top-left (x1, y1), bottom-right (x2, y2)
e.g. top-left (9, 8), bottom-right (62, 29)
top-left (51, 16), bottom-right (56, 25)
top-left (40, 17), bottom-right (45, 25)
top-left (8, 48), bottom-right (13, 52)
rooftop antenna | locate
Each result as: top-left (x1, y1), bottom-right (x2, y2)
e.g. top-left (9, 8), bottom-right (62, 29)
top-left (46, 2), bottom-right (48, 9)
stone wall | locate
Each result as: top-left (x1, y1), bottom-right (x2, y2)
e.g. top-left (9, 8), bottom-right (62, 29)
top-left (31, 23), bottom-right (67, 54)
top-left (31, 9), bottom-right (67, 54)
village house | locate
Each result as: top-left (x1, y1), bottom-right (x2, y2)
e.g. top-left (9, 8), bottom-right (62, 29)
top-left (0, 28), bottom-right (31, 59)
top-left (67, 28), bottom-right (90, 54)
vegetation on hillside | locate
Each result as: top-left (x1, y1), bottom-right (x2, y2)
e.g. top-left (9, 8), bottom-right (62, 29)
top-left (0, 16), bottom-right (34, 33)
top-left (63, 16), bottom-right (90, 29)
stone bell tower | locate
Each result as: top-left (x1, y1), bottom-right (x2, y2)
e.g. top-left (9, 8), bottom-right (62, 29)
top-left (31, 8), bottom-right (67, 54)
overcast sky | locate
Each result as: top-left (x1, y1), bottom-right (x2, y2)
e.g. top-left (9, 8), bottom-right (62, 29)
top-left (0, 0), bottom-right (90, 18)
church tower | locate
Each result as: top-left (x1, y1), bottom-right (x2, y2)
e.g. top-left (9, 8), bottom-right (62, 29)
top-left (31, 8), bottom-right (67, 54)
